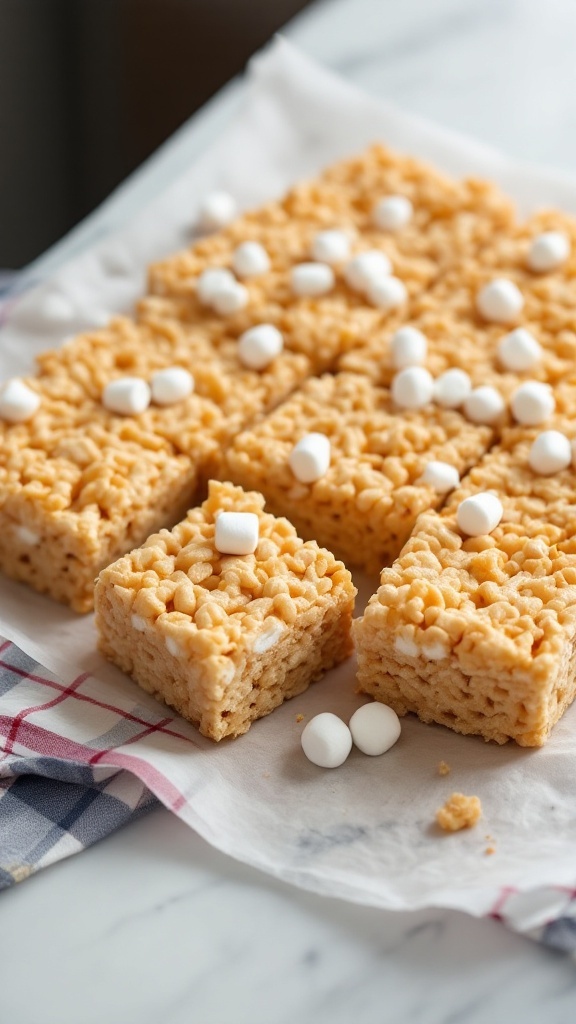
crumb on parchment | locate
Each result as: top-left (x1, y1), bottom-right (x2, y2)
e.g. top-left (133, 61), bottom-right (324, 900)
top-left (436, 792), bottom-right (482, 832)
top-left (296, 714), bottom-right (304, 723)
top-left (438, 760), bottom-right (451, 776)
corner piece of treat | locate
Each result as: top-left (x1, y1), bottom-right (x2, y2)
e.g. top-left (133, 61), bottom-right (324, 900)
top-left (94, 480), bottom-right (356, 741)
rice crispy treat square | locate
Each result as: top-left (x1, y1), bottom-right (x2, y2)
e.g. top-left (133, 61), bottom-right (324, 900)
top-left (37, 313), bottom-right (310, 441)
top-left (147, 145), bottom-right (516, 370)
top-left (222, 372), bottom-right (494, 575)
top-left (338, 300), bottom-right (576, 397)
top-left (354, 386), bottom-right (576, 747)
top-left (0, 372), bottom-right (225, 612)
top-left (95, 480), bottom-right (356, 741)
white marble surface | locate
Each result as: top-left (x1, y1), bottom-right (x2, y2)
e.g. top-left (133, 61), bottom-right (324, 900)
top-left (5, 0), bottom-right (576, 1020)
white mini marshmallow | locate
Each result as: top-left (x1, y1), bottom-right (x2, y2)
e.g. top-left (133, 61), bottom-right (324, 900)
top-left (214, 511), bottom-right (259, 555)
top-left (527, 231), bottom-right (570, 273)
top-left (366, 275), bottom-right (407, 310)
top-left (16, 525), bottom-right (40, 546)
top-left (417, 461), bottom-right (460, 493)
top-left (391, 366), bottom-right (434, 410)
top-left (238, 324), bottom-right (283, 370)
top-left (253, 620), bottom-right (285, 654)
top-left (456, 492), bottom-right (503, 537)
top-left (349, 702), bottom-right (401, 756)
top-left (232, 241), bottom-right (270, 278)
top-left (196, 267), bottom-right (236, 305)
top-left (511, 381), bottom-right (555, 426)
top-left (151, 367), bottom-right (194, 406)
top-left (291, 262), bottom-right (335, 297)
top-left (289, 433), bottom-right (331, 484)
top-left (394, 635), bottom-right (418, 658)
top-left (311, 229), bottom-right (351, 264)
top-left (463, 386), bottom-right (505, 424)
top-left (131, 614), bottom-right (147, 632)
top-left (529, 431), bottom-right (572, 476)
top-left (211, 280), bottom-right (249, 315)
top-left (498, 327), bottom-right (542, 372)
top-left (0, 379), bottom-right (40, 423)
top-left (197, 190), bottom-right (237, 231)
top-left (301, 713), bottom-right (352, 768)
top-left (344, 250), bottom-right (392, 292)
top-left (476, 278), bottom-right (524, 323)
top-left (41, 292), bottom-right (74, 323)
top-left (102, 377), bottom-right (151, 416)
top-left (433, 368), bottom-right (472, 409)
top-left (372, 195), bottom-right (413, 232)
top-left (390, 326), bottom-right (427, 369)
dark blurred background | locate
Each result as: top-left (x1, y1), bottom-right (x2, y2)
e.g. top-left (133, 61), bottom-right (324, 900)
top-left (0, 0), bottom-right (313, 269)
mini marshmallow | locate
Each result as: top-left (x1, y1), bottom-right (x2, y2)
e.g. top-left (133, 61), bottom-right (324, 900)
top-left (498, 327), bottom-right (542, 372)
top-left (391, 366), bottom-right (434, 410)
top-left (372, 195), bottom-right (413, 232)
top-left (476, 278), bottom-right (524, 323)
top-left (214, 511), bottom-right (259, 555)
top-left (102, 377), bottom-right (151, 416)
top-left (527, 231), bottom-right (570, 273)
top-left (301, 713), bottom-right (352, 768)
top-left (311, 229), bottom-right (351, 264)
top-left (291, 262), bottom-right (335, 297)
top-left (151, 367), bottom-right (194, 406)
top-left (238, 324), bottom-right (283, 370)
top-left (344, 250), bottom-right (392, 292)
top-left (289, 433), bottom-right (331, 484)
top-left (197, 190), bottom-right (237, 231)
top-left (196, 267), bottom-right (236, 305)
top-left (463, 386), bottom-right (505, 425)
top-left (349, 702), bottom-right (401, 756)
top-left (16, 525), bottom-right (40, 546)
top-left (417, 461), bottom-right (460, 493)
top-left (0, 379), bottom-right (40, 423)
top-left (366, 275), bottom-right (407, 310)
top-left (211, 280), bottom-right (249, 315)
top-left (511, 381), bottom-right (555, 426)
top-left (41, 292), bottom-right (74, 323)
top-left (433, 368), bottom-right (472, 409)
top-left (456, 492), bottom-right (503, 537)
top-left (232, 241), bottom-right (270, 278)
top-left (390, 326), bottom-right (428, 368)
top-left (529, 431), bottom-right (572, 476)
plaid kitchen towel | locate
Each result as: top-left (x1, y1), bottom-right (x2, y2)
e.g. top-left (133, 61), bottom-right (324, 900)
top-left (0, 638), bottom-right (157, 889)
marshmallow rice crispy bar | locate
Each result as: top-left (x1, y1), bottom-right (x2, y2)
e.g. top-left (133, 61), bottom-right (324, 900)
top-left (95, 481), bottom-right (356, 740)
top-left (223, 372), bottom-right (493, 575)
top-left (147, 145), bottom-right (515, 371)
top-left (354, 385), bottom-right (576, 746)
top-left (0, 370), bottom-right (224, 612)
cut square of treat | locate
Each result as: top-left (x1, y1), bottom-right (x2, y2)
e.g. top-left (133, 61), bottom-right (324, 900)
top-left (95, 480), bottom-right (356, 740)
top-left (222, 373), bottom-right (494, 575)
top-left (0, 371), bottom-right (224, 612)
top-left (354, 389), bottom-right (576, 747)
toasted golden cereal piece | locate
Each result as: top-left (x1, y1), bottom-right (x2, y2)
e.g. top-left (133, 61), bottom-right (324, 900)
top-left (223, 373), bottom-right (494, 575)
top-left (95, 481), bottom-right (356, 740)
top-left (436, 793), bottom-right (482, 831)
top-left (354, 390), bottom-right (576, 746)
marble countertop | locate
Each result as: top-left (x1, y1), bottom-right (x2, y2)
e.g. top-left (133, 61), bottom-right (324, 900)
top-left (4, 0), bottom-right (576, 1020)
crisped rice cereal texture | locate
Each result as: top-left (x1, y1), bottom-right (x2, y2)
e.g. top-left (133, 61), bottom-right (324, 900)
top-left (95, 480), bottom-right (356, 740)
top-left (223, 373), bottom-right (494, 574)
top-left (354, 393), bottom-right (576, 747)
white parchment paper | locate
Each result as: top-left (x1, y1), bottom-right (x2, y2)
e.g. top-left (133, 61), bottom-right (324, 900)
top-left (2, 38), bottom-right (576, 927)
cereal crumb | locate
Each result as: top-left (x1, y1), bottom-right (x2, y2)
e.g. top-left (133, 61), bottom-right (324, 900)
top-left (437, 760), bottom-right (451, 776)
top-left (485, 845), bottom-right (496, 856)
top-left (436, 792), bottom-right (482, 832)
top-left (296, 714), bottom-right (304, 723)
